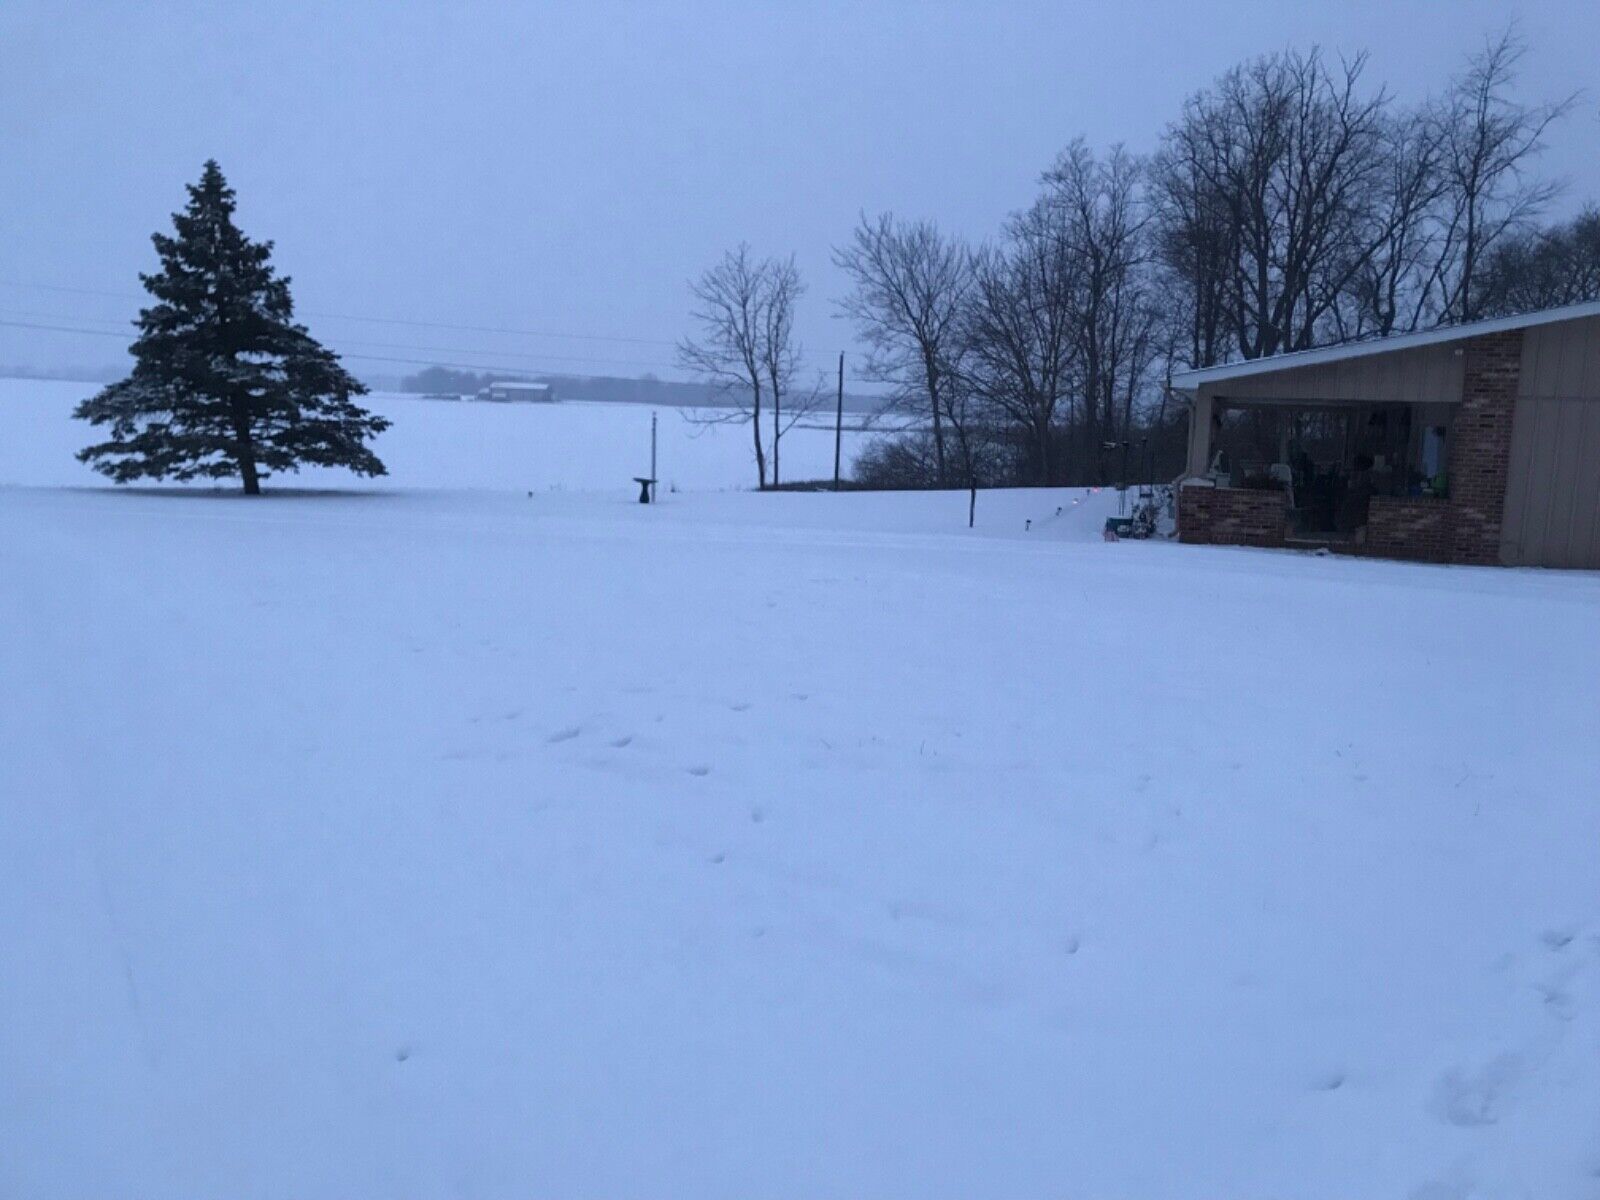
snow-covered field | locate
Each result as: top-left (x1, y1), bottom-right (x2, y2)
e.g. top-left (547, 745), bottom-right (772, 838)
top-left (0, 380), bottom-right (878, 494)
top-left (3, 380), bottom-right (1599, 1198)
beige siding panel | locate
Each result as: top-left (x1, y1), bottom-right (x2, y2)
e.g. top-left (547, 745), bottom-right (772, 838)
top-left (1564, 401), bottom-right (1600, 566)
top-left (1501, 394), bottom-right (1541, 562)
top-left (1525, 399), bottom-right (1565, 563)
top-left (1506, 316), bottom-right (1600, 566)
top-left (1502, 394), bottom-right (1600, 568)
top-left (1543, 400), bottom-right (1584, 563)
top-left (1214, 342), bottom-right (1465, 405)
top-left (1519, 315), bottom-right (1600, 398)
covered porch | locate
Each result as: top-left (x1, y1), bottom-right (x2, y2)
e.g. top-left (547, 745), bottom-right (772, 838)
top-left (1173, 333), bottom-right (1469, 556)
top-left (1180, 393), bottom-right (1455, 549)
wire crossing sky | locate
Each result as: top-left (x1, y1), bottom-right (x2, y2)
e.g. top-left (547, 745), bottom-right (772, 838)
top-left (3, 1), bottom-right (1596, 381)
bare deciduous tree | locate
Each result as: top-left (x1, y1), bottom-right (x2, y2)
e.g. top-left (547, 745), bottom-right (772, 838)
top-left (834, 213), bottom-right (973, 486)
top-left (1475, 206), bottom-right (1600, 315)
top-left (1151, 138), bottom-right (1236, 370)
top-left (678, 245), bottom-right (814, 489)
top-left (1156, 48), bottom-right (1394, 359)
top-left (756, 255), bottom-right (816, 488)
top-left (1343, 108), bottom-right (1448, 338)
top-left (961, 197), bottom-right (1082, 484)
top-left (1428, 28), bottom-right (1576, 322)
top-left (1041, 140), bottom-right (1160, 480)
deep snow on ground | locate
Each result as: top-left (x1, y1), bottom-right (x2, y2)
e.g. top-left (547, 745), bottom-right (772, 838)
top-left (3, 380), bottom-right (1599, 1198)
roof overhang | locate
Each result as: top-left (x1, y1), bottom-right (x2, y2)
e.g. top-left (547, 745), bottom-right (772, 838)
top-left (1168, 300), bottom-right (1600, 394)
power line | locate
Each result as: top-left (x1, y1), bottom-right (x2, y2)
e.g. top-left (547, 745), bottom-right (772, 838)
top-left (0, 278), bottom-right (680, 348)
top-left (0, 309), bottom-right (682, 372)
top-left (0, 317), bottom-right (683, 379)
top-left (0, 278), bottom-right (858, 380)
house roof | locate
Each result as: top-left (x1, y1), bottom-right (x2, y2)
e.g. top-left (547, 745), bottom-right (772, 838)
top-left (1168, 299), bottom-right (1600, 392)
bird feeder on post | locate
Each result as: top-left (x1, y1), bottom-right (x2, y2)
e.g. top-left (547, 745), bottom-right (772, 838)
top-left (634, 411), bottom-right (658, 504)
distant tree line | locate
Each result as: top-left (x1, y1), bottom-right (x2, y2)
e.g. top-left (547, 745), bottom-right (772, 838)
top-left (397, 363), bottom-right (889, 414)
top-left (682, 28), bottom-right (1597, 496)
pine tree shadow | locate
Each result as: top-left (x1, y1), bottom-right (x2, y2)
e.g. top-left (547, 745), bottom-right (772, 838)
top-left (65, 484), bottom-right (403, 501)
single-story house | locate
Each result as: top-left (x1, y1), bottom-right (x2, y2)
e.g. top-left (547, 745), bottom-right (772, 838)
top-left (480, 380), bottom-right (556, 403)
top-left (1169, 300), bottom-right (1600, 568)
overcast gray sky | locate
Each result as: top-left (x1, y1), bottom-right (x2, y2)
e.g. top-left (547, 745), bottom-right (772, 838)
top-left (3, 0), bottom-right (1596, 384)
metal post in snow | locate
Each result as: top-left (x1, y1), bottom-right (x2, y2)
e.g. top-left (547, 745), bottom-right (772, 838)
top-left (651, 411), bottom-right (657, 502)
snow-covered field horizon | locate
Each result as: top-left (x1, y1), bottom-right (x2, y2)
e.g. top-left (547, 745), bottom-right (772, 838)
top-left (3, 377), bottom-right (1598, 1198)
top-left (0, 378), bottom-right (881, 495)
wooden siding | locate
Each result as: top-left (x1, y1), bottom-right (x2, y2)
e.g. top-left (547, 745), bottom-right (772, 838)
top-left (1200, 341), bottom-right (1464, 406)
top-left (1502, 394), bottom-right (1600, 568)
top-left (1502, 315), bottom-right (1600, 567)
top-left (1517, 314), bottom-right (1600, 398)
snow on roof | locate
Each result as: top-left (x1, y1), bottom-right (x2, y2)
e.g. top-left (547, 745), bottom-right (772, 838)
top-left (488, 380), bottom-right (551, 389)
top-left (1169, 299), bottom-right (1600, 392)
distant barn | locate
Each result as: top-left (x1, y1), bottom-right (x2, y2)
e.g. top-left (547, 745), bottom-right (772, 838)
top-left (480, 381), bottom-right (556, 403)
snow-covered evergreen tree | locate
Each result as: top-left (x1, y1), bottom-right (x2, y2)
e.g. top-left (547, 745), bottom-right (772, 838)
top-left (75, 161), bottom-right (389, 494)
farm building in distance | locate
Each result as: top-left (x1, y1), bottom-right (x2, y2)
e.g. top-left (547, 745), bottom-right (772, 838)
top-left (1170, 300), bottom-right (1600, 569)
top-left (480, 380), bottom-right (556, 403)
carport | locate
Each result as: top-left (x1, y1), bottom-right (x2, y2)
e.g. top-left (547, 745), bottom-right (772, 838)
top-left (1169, 301), bottom-right (1600, 568)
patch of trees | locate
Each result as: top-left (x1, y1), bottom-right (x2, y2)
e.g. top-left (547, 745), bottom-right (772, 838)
top-left (822, 29), bottom-right (1597, 495)
top-left (400, 365), bottom-right (496, 395)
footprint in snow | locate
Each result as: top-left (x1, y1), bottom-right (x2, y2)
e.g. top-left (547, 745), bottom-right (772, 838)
top-left (609, 735), bottom-right (634, 748)
top-left (1540, 927), bottom-right (1576, 950)
top-left (1427, 1055), bottom-right (1520, 1127)
top-left (1310, 1070), bottom-right (1346, 1092)
top-left (545, 726), bottom-right (582, 744)
top-left (686, 764), bottom-right (711, 777)
top-left (729, 701), bottom-right (751, 712)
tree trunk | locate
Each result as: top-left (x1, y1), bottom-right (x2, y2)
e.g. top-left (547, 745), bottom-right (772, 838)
top-left (231, 406), bottom-right (262, 496)
top-left (772, 384), bottom-right (780, 489)
top-left (751, 383), bottom-right (766, 489)
top-left (922, 359), bottom-right (950, 489)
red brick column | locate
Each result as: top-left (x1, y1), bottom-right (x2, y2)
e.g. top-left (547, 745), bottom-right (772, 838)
top-left (1366, 496), bottom-right (1455, 562)
top-left (1178, 484), bottom-right (1287, 547)
top-left (1449, 331), bottom-right (1522, 565)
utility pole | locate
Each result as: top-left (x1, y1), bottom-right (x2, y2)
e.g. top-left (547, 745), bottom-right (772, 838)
top-left (833, 351), bottom-right (844, 491)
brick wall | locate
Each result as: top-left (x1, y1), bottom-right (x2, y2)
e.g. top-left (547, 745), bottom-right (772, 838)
top-left (1449, 331), bottom-right (1522, 564)
top-left (1366, 496), bottom-right (1455, 562)
top-left (1178, 484), bottom-right (1287, 547)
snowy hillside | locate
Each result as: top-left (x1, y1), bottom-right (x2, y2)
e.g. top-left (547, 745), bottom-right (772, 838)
top-left (2, 379), bottom-right (1598, 1198)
